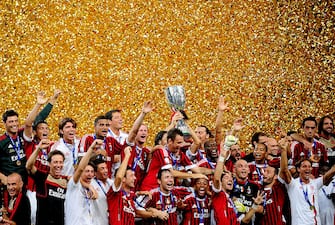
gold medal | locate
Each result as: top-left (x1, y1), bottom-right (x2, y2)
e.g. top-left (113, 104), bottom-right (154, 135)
top-left (310, 205), bottom-right (315, 211)
top-left (16, 160), bottom-right (21, 166)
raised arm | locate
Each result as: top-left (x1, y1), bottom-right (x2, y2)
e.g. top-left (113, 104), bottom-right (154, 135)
top-left (34, 89), bottom-right (61, 124)
top-left (24, 91), bottom-right (48, 139)
top-left (215, 96), bottom-right (229, 144)
top-left (73, 139), bottom-right (103, 183)
top-left (213, 146), bottom-right (228, 190)
top-left (290, 132), bottom-right (313, 150)
top-left (26, 139), bottom-right (51, 174)
top-left (185, 122), bottom-right (201, 154)
top-left (170, 169), bottom-right (208, 180)
top-left (164, 111), bottom-right (184, 132)
top-left (127, 101), bottom-right (154, 143)
top-left (279, 137), bottom-right (292, 184)
top-left (114, 146), bottom-right (132, 189)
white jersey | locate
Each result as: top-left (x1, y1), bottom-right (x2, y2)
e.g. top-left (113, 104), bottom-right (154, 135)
top-left (282, 177), bottom-right (323, 225)
top-left (91, 178), bottom-right (112, 225)
top-left (107, 129), bottom-right (128, 145)
top-left (318, 178), bottom-right (335, 225)
top-left (51, 138), bottom-right (80, 176)
top-left (65, 178), bottom-right (95, 225)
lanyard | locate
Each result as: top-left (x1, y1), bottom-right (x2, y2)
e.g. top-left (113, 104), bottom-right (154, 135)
top-left (307, 141), bottom-right (317, 157)
top-left (299, 179), bottom-right (317, 212)
top-left (199, 151), bottom-right (215, 169)
top-left (195, 195), bottom-right (206, 224)
top-left (132, 146), bottom-right (142, 171)
top-left (255, 162), bottom-right (267, 184)
top-left (169, 152), bottom-right (180, 170)
top-left (94, 178), bottom-right (107, 196)
top-left (63, 139), bottom-right (76, 165)
top-left (159, 191), bottom-right (174, 213)
top-left (93, 134), bottom-right (106, 149)
top-left (7, 134), bottom-right (22, 162)
top-left (227, 194), bottom-right (238, 216)
top-left (321, 181), bottom-right (335, 199)
top-left (84, 188), bottom-right (92, 218)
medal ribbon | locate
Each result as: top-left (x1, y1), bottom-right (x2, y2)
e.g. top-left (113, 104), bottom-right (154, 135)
top-left (7, 134), bottom-right (22, 162)
top-left (169, 152), bottom-right (180, 170)
top-left (159, 191), bottom-right (174, 213)
top-left (195, 195), bottom-right (206, 225)
top-left (132, 146), bottom-right (142, 171)
top-left (84, 188), bottom-right (92, 221)
top-left (300, 179), bottom-right (317, 223)
top-left (63, 139), bottom-right (76, 165)
top-left (95, 178), bottom-right (107, 196)
top-left (255, 162), bottom-right (267, 184)
top-left (199, 151), bottom-right (215, 169)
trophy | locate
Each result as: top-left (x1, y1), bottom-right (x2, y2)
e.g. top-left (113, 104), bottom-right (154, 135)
top-left (165, 85), bottom-right (189, 135)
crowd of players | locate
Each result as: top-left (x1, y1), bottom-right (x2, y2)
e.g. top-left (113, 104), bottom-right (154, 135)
top-left (0, 90), bottom-right (334, 225)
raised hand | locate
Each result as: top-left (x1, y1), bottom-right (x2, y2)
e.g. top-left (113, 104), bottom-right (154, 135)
top-left (142, 101), bottom-right (154, 114)
top-left (232, 118), bottom-right (245, 132)
top-left (38, 139), bottom-right (51, 150)
top-left (218, 96), bottom-right (229, 111)
top-left (278, 137), bottom-right (289, 151)
top-left (37, 91), bottom-right (48, 105)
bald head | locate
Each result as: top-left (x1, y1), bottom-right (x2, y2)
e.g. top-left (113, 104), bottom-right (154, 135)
top-left (266, 138), bottom-right (280, 156)
top-left (7, 173), bottom-right (23, 197)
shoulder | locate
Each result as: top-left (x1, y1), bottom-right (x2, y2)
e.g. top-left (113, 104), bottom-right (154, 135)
top-left (143, 147), bottom-right (151, 153)
top-left (0, 134), bottom-right (7, 142)
top-left (50, 139), bottom-right (63, 150)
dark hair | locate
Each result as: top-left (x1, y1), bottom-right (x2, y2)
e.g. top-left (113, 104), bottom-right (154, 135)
top-left (197, 125), bottom-right (214, 138)
top-left (295, 158), bottom-right (312, 169)
top-left (157, 168), bottom-right (171, 180)
top-left (287, 130), bottom-right (297, 136)
top-left (154, 130), bottom-right (167, 145)
top-left (2, 110), bottom-right (19, 123)
top-left (33, 120), bottom-right (48, 131)
top-left (318, 115), bottom-right (334, 134)
top-left (105, 109), bottom-right (121, 120)
top-left (47, 150), bottom-right (65, 163)
top-left (220, 171), bottom-right (232, 182)
top-left (87, 162), bottom-right (96, 171)
top-left (90, 154), bottom-right (107, 171)
top-left (302, 116), bottom-right (317, 128)
top-left (94, 115), bottom-right (108, 126)
top-left (251, 132), bottom-right (267, 148)
top-left (167, 128), bottom-right (183, 142)
top-left (255, 142), bottom-right (267, 151)
top-left (58, 118), bottom-right (77, 137)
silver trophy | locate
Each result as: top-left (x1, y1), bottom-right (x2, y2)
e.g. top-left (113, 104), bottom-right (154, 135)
top-left (165, 86), bottom-right (189, 135)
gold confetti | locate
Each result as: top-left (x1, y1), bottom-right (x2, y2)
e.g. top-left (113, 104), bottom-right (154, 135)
top-left (0, 0), bottom-right (334, 151)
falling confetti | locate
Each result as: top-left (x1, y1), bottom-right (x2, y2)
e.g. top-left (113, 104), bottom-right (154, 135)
top-left (0, 0), bottom-right (334, 151)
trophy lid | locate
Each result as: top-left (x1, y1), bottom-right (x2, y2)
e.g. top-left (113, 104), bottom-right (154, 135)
top-left (165, 85), bottom-right (186, 111)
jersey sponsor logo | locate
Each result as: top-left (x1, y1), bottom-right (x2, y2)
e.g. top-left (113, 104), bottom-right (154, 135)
top-left (48, 187), bottom-right (66, 199)
top-left (193, 209), bottom-right (210, 218)
top-left (11, 153), bottom-right (26, 162)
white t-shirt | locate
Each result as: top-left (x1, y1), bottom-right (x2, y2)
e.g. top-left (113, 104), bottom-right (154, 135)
top-left (65, 178), bottom-right (95, 225)
top-left (318, 178), bottom-right (335, 225)
top-left (107, 129), bottom-right (128, 145)
top-left (51, 138), bottom-right (80, 176)
top-left (91, 178), bottom-right (112, 225)
top-left (280, 176), bottom-right (323, 225)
